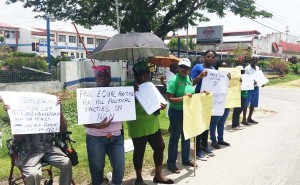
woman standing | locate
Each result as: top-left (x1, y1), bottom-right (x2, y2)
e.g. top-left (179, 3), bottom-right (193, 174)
top-left (85, 66), bottom-right (125, 185)
top-left (167, 58), bottom-right (197, 173)
top-left (127, 60), bottom-right (174, 185)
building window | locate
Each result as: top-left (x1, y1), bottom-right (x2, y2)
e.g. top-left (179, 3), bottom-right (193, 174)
top-left (61, 52), bottom-right (68, 57)
top-left (4, 30), bottom-right (16, 38)
top-left (58, 35), bottom-right (66, 42)
top-left (69, 36), bottom-right (76, 43)
top-left (87, 38), bottom-right (94, 44)
top-left (96, 38), bottom-right (105, 45)
top-left (76, 53), bottom-right (79, 58)
top-left (79, 37), bottom-right (84, 43)
top-left (50, 34), bottom-right (55, 41)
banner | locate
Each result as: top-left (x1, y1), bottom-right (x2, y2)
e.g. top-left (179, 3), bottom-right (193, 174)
top-left (183, 93), bottom-right (213, 140)
top-left (0, 92), bottom-right (60, 135)
top-left (76, 87), bottom-right (136, 124)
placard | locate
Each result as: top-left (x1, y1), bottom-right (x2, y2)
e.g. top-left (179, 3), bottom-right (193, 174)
top-left (254, 70), bottom-right (269, 87)
top-left (135, 82), bottom-right (167, 115)
top-left (212, 93), bottom-right (227, 116)
top-left (183, 93), bottom-right (213, 140)
top-left (0, 92), bottom-right (60, 135)
top-left (201, 69), bottom-right (229, 94)
top-left (76, 87), bottom-right (136, 124)
top-left (241, 74), bottom-right (255, 90)
top-left (219, 68), bottom-right (241, 108)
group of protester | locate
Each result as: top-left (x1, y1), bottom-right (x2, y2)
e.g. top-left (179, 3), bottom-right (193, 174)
top-left (2, 50), bottom-right (263, 185)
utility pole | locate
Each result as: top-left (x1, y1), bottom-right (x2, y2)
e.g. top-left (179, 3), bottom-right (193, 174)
top-left (46, 15), bottom-right (51, 73)
top-left (285, 26), bottom-right (289, 42)
top-left (115, 0), bottom-right (120, 34)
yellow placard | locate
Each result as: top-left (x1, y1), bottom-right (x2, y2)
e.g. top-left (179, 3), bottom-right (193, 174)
top-left (219, 68), bottom-right (241, 108)
top-left (183, 93), bottom-right (213, 140)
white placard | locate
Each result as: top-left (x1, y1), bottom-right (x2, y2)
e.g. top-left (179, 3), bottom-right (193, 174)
top-left (254, 70), bottom-right (269, 87)
top-left (0, 92), bottom-right (60, 135)
top-left (135, 82), bottom-right (167, 115)
top-left (124, 139), bottom-right (134, 153)
top-left (212, 93), bottom-right (226, 116)
top-left (241, 74), bottom-right (255, 90)
top-left (76, 87), bottom-right (136, 124)
top-left (201, 69), bottom-right (229, 93)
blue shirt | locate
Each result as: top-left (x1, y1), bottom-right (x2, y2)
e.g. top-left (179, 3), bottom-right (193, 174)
top-left (190, 64), bottom-right (214, 93)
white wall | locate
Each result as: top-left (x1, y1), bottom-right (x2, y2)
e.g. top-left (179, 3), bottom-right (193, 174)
top-left (60, 60), bottom-right (127, 90)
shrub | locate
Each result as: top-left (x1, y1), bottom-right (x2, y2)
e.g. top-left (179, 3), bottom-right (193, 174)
top-left (290, 63), bottom-right (300, 75)
top-left (267, 58), bottom-right (290, 75)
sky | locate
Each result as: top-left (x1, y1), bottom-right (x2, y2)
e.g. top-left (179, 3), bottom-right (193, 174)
top-left (0, 0), bottom-right (300, 40)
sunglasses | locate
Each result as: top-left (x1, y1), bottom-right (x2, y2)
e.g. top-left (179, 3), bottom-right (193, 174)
top-left (206, 56), bottom-right (215, 59)
top-left (179, 66), bottom-right (189, 70)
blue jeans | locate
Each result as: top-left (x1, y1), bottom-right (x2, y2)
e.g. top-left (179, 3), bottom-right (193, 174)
top-left (210, 108), bottom-right (230, 143)
top-left (86, 134), bottom-right (124, 185)
top-left (167, 108), bottom-right (190, 168)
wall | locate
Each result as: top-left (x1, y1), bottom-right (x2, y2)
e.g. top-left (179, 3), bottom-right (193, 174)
top-left (60, 60), bottom-right (127, 90)
top-left (0, 81), bottom-right (63, 93)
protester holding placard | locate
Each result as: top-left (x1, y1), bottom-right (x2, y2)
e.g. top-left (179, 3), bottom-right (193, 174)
top-left (190, 50), bottom-right (216, 160)
top-left (242, 55), bottom-right (264, 125)
top-left (232, 66), bottom-right (248, 130)
top-left (127, 60), bottom-right (174, 185)
top-left (84, 65), bottom-right (125, 185)
top-left (3, 99), bottom-right (73, 185)
top-left (167, 58), bottom-right (197, 173)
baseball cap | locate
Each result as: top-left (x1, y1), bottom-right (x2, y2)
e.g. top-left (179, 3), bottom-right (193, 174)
top-left (178, 58), bottom-right (191, 68)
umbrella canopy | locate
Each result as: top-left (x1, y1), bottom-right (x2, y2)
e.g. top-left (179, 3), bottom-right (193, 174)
top-left (148, 54), bottom-right (180, 67)
top-left (92, 32), bottom-right (169, 61)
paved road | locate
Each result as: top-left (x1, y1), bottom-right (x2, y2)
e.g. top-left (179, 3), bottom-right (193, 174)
top-left (124, 87), bottom-right (300, 185)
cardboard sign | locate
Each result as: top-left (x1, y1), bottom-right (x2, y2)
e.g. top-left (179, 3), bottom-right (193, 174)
top-left (76, 87), bottom-right (136, 124)
top-left (0, 92), bottom-right (60, 135)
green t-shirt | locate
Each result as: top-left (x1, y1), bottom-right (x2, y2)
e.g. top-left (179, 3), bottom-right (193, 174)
top-left (167, 73), bottom-right (195, 110)
top-left (125, 81), bottom-right (160, 138)
top-left (126, 101), bottom-right (160, 138)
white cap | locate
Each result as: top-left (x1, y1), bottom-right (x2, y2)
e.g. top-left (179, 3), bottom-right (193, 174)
top-left (178, 58), bottom-right (191, 68)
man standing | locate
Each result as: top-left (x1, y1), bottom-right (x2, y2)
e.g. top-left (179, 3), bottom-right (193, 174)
top-left (242, 54), bottom-right (261, 125)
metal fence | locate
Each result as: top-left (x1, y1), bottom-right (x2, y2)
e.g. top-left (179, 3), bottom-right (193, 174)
top-left (0, 66), bottom-right (59, 83)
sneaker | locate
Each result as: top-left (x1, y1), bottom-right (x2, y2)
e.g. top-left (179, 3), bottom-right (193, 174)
top-left (211, 142), bottom-right (220, 149)
top-left (196, 151), bottom-right (207, 161)
top-left (203, 147), bottom-right (215, 157)
top-left (218, 141), bottom-right (230, 146)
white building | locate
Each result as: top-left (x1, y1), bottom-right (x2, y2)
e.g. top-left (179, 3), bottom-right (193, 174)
top-left (0, 22), bottom-right (109, 59)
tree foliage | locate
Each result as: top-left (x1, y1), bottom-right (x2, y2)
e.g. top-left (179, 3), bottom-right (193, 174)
top-left (6, 0), bottom-right (272, 37)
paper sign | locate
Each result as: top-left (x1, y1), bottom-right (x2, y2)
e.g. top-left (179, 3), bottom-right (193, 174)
top-left (241, 74), bottom-right (255, 90)
top-left (124, 139), bottom-right (134, 153)
top-left (0, 92), bottom-right (60, 135)
top-left (76, 87), bottom-right (136, 124)
top-left (135, 82), bottom-right (167, 115)
top-left (254, 70), bottom-right (269, 87)
top-left (219, 68), bottom-right (241, 108)
top-left (212, 93), bottom-right (227, 116)
top-left (201, 69), bottom-right (229, 94)
top-left (183, 93), bottom-right (213, 140)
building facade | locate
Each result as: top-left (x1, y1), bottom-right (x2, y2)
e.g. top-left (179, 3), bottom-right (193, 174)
top-left (0, 22), bottom-right (108, 59)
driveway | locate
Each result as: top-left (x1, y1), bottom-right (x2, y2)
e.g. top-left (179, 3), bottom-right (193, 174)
top-left (124, 86), bottom-right (300, 185)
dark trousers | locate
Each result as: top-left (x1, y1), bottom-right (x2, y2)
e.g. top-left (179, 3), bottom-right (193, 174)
top-left (196, 130), bottom-right (209, 153)
top-left (132, 130), bottom-right (165, 170)
top-left (232, 97), bottom-right (246, 128)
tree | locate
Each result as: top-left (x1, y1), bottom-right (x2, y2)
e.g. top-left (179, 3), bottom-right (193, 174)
top-left (168, 38), bottom-right (188, 51)
top-left (229, 44), bottom-right (252, 64)
top-left (6, 0), bottom-right (272, 37)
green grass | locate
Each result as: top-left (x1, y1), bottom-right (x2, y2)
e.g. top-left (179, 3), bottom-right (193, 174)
top-left (266, 74), bottom-right (300, 86)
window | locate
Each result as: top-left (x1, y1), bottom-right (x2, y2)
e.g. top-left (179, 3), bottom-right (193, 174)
top-left (76, 53), bottom-right (79, 58)
top-left (4, 30), bottom-right (16, 38)
top-left (58, 35), bottom-right (66, 42)
top-left (69, 36), bottom-right (76, 43)
top-left (96, 38), bottom-right (105, 45)
top-left (50, 34), bottom-right (55, 41)
top-left (61, 52), bottom-right (68, 56)
top-left (87, 38), bottom-right (94, 44)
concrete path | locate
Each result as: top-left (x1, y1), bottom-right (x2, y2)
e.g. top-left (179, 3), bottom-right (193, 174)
top-left (124, 86), bottom-right (300, 185)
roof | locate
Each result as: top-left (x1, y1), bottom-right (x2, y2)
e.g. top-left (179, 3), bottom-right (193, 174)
top-left (279, 41), bottom-right (300, 53)
top-left (0, 22), bottom-right (18, 29)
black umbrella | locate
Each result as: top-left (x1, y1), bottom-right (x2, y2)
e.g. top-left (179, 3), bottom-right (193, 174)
top-left (92, 32), bottom-right (169, 61)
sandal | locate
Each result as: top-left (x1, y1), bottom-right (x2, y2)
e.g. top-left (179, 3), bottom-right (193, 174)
top-left (167, 166), bottom-right (180, 174)
top-left (247, 119), bottom-right (258, 124)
